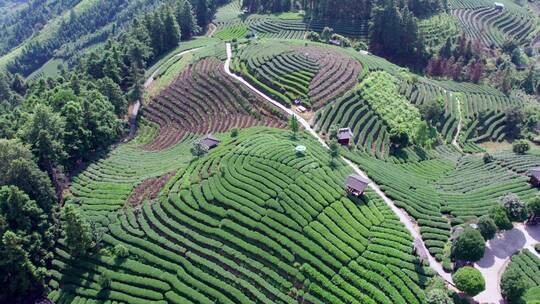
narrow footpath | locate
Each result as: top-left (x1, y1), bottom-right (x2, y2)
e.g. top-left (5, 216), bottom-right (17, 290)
top-left (224, 42), bottom-right (455, 283)
top-left (451, 94), bottom-right (463, 151)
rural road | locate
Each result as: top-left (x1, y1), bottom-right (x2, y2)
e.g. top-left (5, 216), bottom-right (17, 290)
top-left (224, 42), bottom-right (455, 284)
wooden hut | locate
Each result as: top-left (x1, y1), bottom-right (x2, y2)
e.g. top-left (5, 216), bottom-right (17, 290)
top-left (494, 2), bottom-right (505, 11)
top-left (200, 134), bottom-right (220, 150)
top-left (345, 174), bottom-right (369, 196)
top-left (529, 167), bottom-right (540, 187)
top-left (337, 128), bottom-right (354, 146)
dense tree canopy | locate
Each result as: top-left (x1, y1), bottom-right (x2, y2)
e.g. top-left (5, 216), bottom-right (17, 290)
top-left (452, 266), bottom-right (485, 296)
top-left (0, 140), bottom-right (58, 303)
top-left (451, 227), bottom-right (486, 262)
top-left (369, 0), bottom-right (428, 69)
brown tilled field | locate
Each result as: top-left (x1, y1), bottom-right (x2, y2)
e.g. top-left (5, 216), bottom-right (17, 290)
top-left (142, 58), bottom-right (286, 150)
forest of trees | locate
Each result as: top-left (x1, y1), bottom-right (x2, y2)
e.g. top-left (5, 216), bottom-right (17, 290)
top-left (0, 0), bottom-right (224, 302)
top-left (0, 0), bottom-right (82, 56)
top-left (243, 0), bottom-right (446, 69)
top-left (3, 0), bottom-right (221, 77)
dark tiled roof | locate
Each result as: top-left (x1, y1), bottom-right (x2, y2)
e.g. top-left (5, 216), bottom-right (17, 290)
top-left (200, 134), bottom-right (220, 149)
top-left (531, 167), bottom-right (540, 180)
top-left (346, 174), bottom-right (369, 192)
top-left (337, 128), bottom-right (353, 140)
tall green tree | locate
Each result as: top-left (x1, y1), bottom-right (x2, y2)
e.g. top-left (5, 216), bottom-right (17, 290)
top-left (19, 104), bottom-right (66, 168)
top-left (62, 205), bottom-right (92, 257)
top-left (0, 139), bottom-right (57, 212)
top-left (0, 154), bottom-right (57, 303)
top-left (163, 8), bottom-right (181, 51)
top-left (176, 0), bottom-right (199, 39)
top-left (451, 227), bottom-right (485, 262)
top-left (289, 115), bottom-right (299, 139)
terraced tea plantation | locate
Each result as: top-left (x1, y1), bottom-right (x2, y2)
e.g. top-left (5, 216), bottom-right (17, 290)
top-left (144, 57), bottom-right (285, 150)
top-left (344, 147), bottom-right (538, 260)
top-left (449, 0), bottom-right (537, 47)
top-left (503, 250), bottom-right (540, 303)
top-left (51, 128), bottom-right (432, 304)
top-left (231, 41), bottom-right (361, 108)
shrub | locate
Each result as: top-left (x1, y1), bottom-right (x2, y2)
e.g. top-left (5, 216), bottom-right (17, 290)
top-left (306, 31), bottom-right (320, 41)
top-left (426, 289), bottom-right (452, 304)
top-left (451, 228), bottom-right (485, 262)
top-left (477, 215), bottom-right (497, 240)
top-left (442, 258), bottom-right (453, 272)
top-left (528, 196), bottom-right (540, 217)
top-left (501, 268), bottom-right (530, 303)
top-left (512, 140), bottom-right (530, 154)
top-left (501, 193), bottom-right (528, 222)
top-left (231, 128), bottom-right (239, 138)
top-left (113, 244), bottom-right (129, 258)
top-left (328, 124), bottom-right (339, 140)
top-left (329, 158), bottom-right (339, 169)
top-left (452, 266), bottom-right (485, 296)
top-left (489, 204), bottom-right (513, 230)
top-left (98, 271), bottom-right (112, 289)
top-left (354, 41), bottom-right (368, 51)
top-left (329, 140), bottom-right (340, 158)
top-left (191, 142), bottom-right (208, 158)
top-left (482, 153), bottom-right (494, 164)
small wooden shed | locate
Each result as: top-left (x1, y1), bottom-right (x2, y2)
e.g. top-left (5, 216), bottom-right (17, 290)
top-left (345, 174), bottom-right (369, 196)
top-left (337, 128), bottom-right (354, 146)
top-left (494, 2), bottom-right (505, 11)
top-left (200, 134), bottom-right (220, 150)
top-left (529, 167), bottom-right (540, 187)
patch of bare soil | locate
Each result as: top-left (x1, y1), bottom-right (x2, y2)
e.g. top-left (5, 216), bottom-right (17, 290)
top-left (128, 172), bottom-right (175, 206)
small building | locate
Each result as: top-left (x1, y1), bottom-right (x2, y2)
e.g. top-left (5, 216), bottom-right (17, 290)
top-left (329, 39), bottom-right (341, 46)
top-left (413, 238), bottom-right (428, 262)
top-left (345, 174), bottom-right (369, 196)
top-left (295, 145), bottom-right (307, 155)
top-left (494, 2), bottom-right (505, 11)
top-left (337, 128), bottom-right (354, 146)
top-left (297, 106), bottom-right (307, 113)
top-left (200, 134), bottom-right (220, 150)
top-left (359, 50), bottom-right (369, 56)
top-left (529, 167), bottom-right (540, 186)
top-left (294, 99), bottom-right (302, 105)
top-left (516, 63), bottom-right (529, 71)
top-left (469, 223), bottom-right (478, 229)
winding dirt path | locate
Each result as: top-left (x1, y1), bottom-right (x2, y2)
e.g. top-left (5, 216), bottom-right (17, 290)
top-left (451, 94), bottom-right (463, 151)
top-left (224, 42), bottom-right (455, 284)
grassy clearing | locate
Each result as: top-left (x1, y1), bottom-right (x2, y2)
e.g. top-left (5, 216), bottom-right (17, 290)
top-left (145, 53), bottom-right (193, 99)
top-left (26, 58), bottom-right (65, 80)
top-left (144, 37), bottom-right (219, 78)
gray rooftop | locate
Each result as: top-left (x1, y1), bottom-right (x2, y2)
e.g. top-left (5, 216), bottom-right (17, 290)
top-left (530, 167), bottom-right (540, 179)
top-left (337, 128), bottom-right (353, 140)
top-left (199, 134), bottom-right (220, 149)
top-left (346, 174), bottom-right (370, 193)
